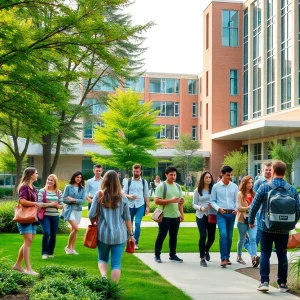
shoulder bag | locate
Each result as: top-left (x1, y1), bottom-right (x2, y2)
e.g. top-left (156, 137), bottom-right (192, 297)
top-left (83, 191), bottom-right (102, 249)
top-left (151, 207), bottom-right (164, 223)
top-left (38, 190), bottom-right (47, 221)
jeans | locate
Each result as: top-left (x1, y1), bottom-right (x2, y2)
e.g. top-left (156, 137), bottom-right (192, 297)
top-left (237, 222), bottom-right (257, 257)
top-left (129, 205), bottom-right (145, 245)
top-left (97, 240), bottom-right (125, 270)
top-left (217, 213), bottom-right (236, 260)
top-left (259, 229), bottom-right (289, 284)
top-left (40, 215), bottom-right (59, 255)
top-left (196, 215), bottom-right (216, 258)
top-left (155, 217), bottom-right (180, 257)
top-left (150, 188), bottom-right (156, 196)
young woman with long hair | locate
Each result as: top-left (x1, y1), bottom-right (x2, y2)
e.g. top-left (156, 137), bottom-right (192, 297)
top-left (192, 171), bottom-right (216, 267)
top-left (236, 175), bottom-right (260, 267)
top-left (89, 170), bottom-right (134, 282)
top-left (38, 174), bottom-right (63, 259)
top-left (62, 171), bottom-right (85, 255)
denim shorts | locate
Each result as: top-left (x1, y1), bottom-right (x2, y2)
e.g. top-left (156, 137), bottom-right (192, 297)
top-left (17, 223), bottom-right (37, 235)
top-left (69, 210), bottom-right (82, 225)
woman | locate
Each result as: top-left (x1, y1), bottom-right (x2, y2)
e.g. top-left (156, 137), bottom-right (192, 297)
top-left (62, 171), bottom-right (85, 255)
top-left (236, 175), bottom-right (260, 267)
top-left (13, 167), bottom-right (53, 276)
top-left (38, 174), bottom-right (63, 259)
top-left (193, 171), bottom-right (216, 267)
top-left (89, 170), bottom-right (134, 282)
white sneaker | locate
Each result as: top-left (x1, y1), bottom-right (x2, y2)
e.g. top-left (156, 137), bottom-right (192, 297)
top-left (42, 254), bottom-right (48, 259)
top-left (48, 255), bottom-right (54, 258)
top-left (64, 246), bottom-right (72, 255)
top-left (257, 282), bottom-right (269, 292)
top-left (134, 245), bottom-right (139, 250)
top-left (72, 249), bottom-right (79, 255)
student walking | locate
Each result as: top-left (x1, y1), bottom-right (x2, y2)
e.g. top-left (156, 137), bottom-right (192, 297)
top-left (236, 176), bottom-right (260, 267)
top-left (38, 174), bottom-right (63, 259)
top-left (193, 171), bottom-right (216, 267)
top-left (89, 170), bottom-right (134, 282)
top-left (85, 164), bottom-right (103, 210)
top-left (61, 171), bottom-right (85, 255)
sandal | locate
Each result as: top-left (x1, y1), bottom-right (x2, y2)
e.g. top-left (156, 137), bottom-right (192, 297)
top-left (236, 257), bottom-right (246, 265)
top-left (12, 265), bottom-right (25, 273)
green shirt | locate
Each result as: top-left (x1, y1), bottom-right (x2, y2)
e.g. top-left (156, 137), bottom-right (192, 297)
top-left (155, 182), bottom-right (183, 218)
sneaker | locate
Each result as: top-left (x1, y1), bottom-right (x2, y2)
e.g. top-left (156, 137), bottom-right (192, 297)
top-left (236, 257), bottom-right (246, 265)
top-left (72, 249), bottom-right (79, 255)
top-left (42, 254), bottom-right (48, 259)
top-left (169, 255), bottom-right (183, 263)
top-left (252, 255), bottom-right (260, 268)
top-left (226, 259), bottom-right (232, 265)
top-left (257, 282), bottom-right (269, 292)
top-left (135, 244), bottom-right (139, 250)
top-left (64, 246), bottom-right (72, 255)
top-left (154, 256), bottom-right (162, 263)
top-left (220, 259), bottom-right (227, 268)
top-left (48, 255), bottom-right (54, 258)
top-left (205, 252), bottom-right (210, 261)
top-left (200, 259), bottom-right (207, 267)
top-left (278, 283), bottom-right (288, 293)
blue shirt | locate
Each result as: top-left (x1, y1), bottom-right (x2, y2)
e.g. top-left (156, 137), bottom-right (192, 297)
top-left (210, 181), bottom-right (238, 212)
top-left (249, 177), bottom-right (300, 234)
top-left (253, 177), bottom-right (267, 192)
top-left (85, 176), bottom-right (103, 198)
top-left (123, 177), bottom-right (149, 209)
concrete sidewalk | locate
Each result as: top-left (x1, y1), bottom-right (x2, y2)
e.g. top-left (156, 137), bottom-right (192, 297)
top-left (134, 252), bottom-right (299, 300)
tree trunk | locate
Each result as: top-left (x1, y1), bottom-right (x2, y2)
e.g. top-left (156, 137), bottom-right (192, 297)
top-left (50, 132), bottom-right (63, 174)
top-left (42, 134), bottom-right (52, 186)
top-left (14, 157), bottom-right (22, 198)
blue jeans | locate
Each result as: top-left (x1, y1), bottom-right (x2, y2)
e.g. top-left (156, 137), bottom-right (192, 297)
top-left (259, 229), bottom-right (289, 284)
top-left (237, 222), bottom-right (257, 257)
top-left (97, 240), bottom-right (125, 270)
top-left (217, 213), bottom-right (235, 260)
top-left (129, 205), bottom-right (145, 245)
top-left (40, 215), bottom-right (59, 255)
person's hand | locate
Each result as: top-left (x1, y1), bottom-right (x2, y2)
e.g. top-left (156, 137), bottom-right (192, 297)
top-left (145, 206), bottom-right (150, 215)
top-left (35, 202), bottom-right (43, 208)
top-left (232, 210), bottom-right (237, 215)
top-left (201, 206), bottom-right (206, 212)
top-left (128, 235), bottom-right (135, 242)
top-left (48, 201), bottom-right (58, 208)
top-left (178, 198), bottom-right (184, 204)
top-left (180, 214), bottom-right (184, 222)
top-left (218, 208), bottom-right (225, 214)
top-left (130, 194), bottom-right (137, 200)
top-left (249, 223), bottom-right (255, 228)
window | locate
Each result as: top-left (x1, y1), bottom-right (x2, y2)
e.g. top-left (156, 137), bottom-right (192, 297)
top-left (84, 76), bottom-right (118, 92)
top-left (125, 78), bottom-right (145, 93)
top-left (149, 78), bottom-right (180, 94)
top-left (206, 103), bottom-right (208, 130)
top-left (230, 102), bottom-right (238, 127)
top-left (83, 122), bottom-right (104, 139)
top-left (192, 103), bottom-right (198, 118)
top-left (200, 125), bottom-right (202, 140)
top-left (200, 101), bottom-right (202, 116)
top-left (152, 101), bottom-right (179, 117)
top-left (253, 143), bottom-right (262, 160)
top-left (230, 70), bottom-right (238, 95)
top-left (192, 126), bottom-right (197, 140)
top-left (243, 9), bottom-right (249, 121)
top-left (206, 71), bottom-right (209, 97)
top-left (222, 10), bottom-right (239, 47)
top-left (188, 80), bottom-right (198, 94)
top-left (84, 99), bottom-right (108, 115)
top-left (206, 13), bottom-right (209, 49)
top-left (156, 125), bottom-right (179, 140)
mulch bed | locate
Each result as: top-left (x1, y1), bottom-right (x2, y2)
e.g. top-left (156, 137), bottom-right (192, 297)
top-left (1, 295), bottom-right (29, 299)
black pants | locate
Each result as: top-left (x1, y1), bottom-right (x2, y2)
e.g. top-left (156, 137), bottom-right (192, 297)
top-left (155, 217), bottom-right (180, 257)
top-left (196, 215), bottom-right (216, 259)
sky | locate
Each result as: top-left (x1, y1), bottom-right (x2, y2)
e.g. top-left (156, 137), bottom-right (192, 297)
top-left (127, 0), bottom-right (240, 75)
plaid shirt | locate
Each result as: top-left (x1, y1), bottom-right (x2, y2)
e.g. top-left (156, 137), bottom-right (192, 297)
top-left (249, 177), bottom-right (300, 234)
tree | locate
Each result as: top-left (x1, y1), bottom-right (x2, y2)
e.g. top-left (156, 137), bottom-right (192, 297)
top-left (222, 150), bottom-right (248, 181)
top-left (88, 89), bottom-right (160, 172)
top-left (172, 134), bottom-right (204, 182)
top-left (269, 138), bottom-right (300, 184)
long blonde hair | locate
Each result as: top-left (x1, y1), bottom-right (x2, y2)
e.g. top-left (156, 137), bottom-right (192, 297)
top-left (101, 170), bottom-right (122, 209)
top-left (18, 167), bottom-right (36, 191)
top-left (44, 174), bottom-right (59, 194)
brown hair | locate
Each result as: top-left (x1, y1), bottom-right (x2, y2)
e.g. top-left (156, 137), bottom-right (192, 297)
top-left (263, 162), bottom-right (272, 168)
top-left (238, 175), bottom-right (255, 200)
top-left (272, 160), bottom-right (286, 176)
top-left (101, 170), bottom-right (122, 209)
top-left (44, 174), bottom-right (59, 194)
top-left (132, 164), bottom-right (141, 170)
top-left (18, 167), bottom-right (37, 191)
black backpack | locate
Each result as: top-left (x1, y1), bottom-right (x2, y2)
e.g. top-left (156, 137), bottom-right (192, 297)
top-left (264, 183), bottom-right (296, 231)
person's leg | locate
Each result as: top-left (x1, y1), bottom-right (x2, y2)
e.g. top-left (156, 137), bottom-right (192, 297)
top-left (205, 221), bottom-right (216, 253)
top-left (154, 217), bottom-right (170, 257)
top-left (226, 214), bottom-right (236, 259)
top-left (110, 242), bottom-right (126, 282)
top-left (40, 216), bottom-right (51, 255)
top-left (256, 212), bottom-right (261, 246)
top-left (217, 213), bottom-right (227, 260)
top-left (168, 217), bottom-right (180, 257)
top-left (274, 233), bottom-right (289, 285)
top-left (196, 216), bottom-right (207, 258)
top-left (129, 207), bottom-right (136, 223)
top-left (67, 220), bottom-right (78, 251)
top-left (22, 234), bottom-right (34, 271)
top-left (133, 205), bottom-right (145, 245)
top-left (48, 216), bottom-right (59, 255)
top-left (247, 225), bottom-right (258, 257)
top-left (259, 230), bottom-right (273, 283)
top-left (97, 240), bottom-right (110, 278)
top-left (236, 222), bottom-right (248, 258)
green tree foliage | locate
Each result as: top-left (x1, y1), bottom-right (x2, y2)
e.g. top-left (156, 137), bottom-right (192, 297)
top-left (172, 134), bottom-right (204, 177)
top-left (89, 89), bottom-right (160, 172)
top-left (223, 150), bottom-right (248, 180)
top-left (269, 138), bottom-right (300, 183)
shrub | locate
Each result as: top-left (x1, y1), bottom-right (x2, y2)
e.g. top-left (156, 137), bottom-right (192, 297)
top-left (38, 265), bottom-right (87, 280)
top-left (0, 187), bottom-right (13, 198)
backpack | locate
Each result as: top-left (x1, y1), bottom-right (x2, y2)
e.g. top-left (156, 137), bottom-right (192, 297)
top-left (264, 182), bottom-right (296, 231)
top-left (127, 178), bottom-right (146, 196)
top-left (162, 181), bottom-right (181, 199)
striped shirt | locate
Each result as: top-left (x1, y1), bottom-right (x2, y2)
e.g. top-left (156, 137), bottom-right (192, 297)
top-left (249, 178), bottom-right (300, 234)
top-left (38, 189), bottom-right (63, 217)
top-left (88, 192), bottom-right (131, 245)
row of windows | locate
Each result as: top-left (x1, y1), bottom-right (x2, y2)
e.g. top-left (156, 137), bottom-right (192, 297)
top-left (84, 77), bottom-right (198, 94)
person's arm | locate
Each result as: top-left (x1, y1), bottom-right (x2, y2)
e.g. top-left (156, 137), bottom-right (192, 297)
top-left (123, 180), bottom-right (136, 200)
top-left (192, 191), bottom-right (201, 211)
top-left (85, 182), bottom-right (93, 203)
top-left (123, 200), bottom-right (134, 241)
top-left (144, 180), bottom-right (150, 215)
top-left (63, 185), bottom-right (75, 204)
top-left (249, 188), bottom-right (264, 226)
top-left (236, 193), bottom-right (249, 212)
top-left (210, 185), bottom-right (220, 212)
top-left (154, 197), bottom-right (180, 205)
top-left (56, 190), bottom-right (63, 209)
top-left (18, 185), bottom-right (40, 207)
top-left (88, 191), bottom-right (102, 223)
top-left (74, 187), bottom-right (86, 205)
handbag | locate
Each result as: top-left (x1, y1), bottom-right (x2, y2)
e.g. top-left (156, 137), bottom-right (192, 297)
top-left (208, 214), bottom-right (216, 224)
top-left (83, 192), bottom-right (102, 249)
top-left (38, 190), bottom-right (47, 221)
top-left (151, 207), bottom-right (164, 223)
top-left (125, 239), bottom-right (135, 253)
top-left (287, 229), bottom-right (300, 249)
top-left (13, 203), bottom-right (38, 224)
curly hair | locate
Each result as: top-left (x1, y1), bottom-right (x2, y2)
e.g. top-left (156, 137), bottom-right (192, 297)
top-left (238, 175), bottom-right (255, 199)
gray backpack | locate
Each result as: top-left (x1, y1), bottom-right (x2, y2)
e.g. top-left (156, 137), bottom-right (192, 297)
top-left (265, 183), bottom-right (296, 231)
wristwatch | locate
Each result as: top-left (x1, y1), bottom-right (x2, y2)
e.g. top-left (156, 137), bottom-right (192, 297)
top-left (129, 233), bottom-right (134, 236)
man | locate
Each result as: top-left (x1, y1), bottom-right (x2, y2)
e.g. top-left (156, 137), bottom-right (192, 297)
top-left (253, 162), bottom-right (272, 192)
top-left (249, 160), bottom-right (300, 292)
top-left (210, 165), bottom-right (238, 267)
top-left (123, 164), bottom-right (150, 250)
top-left (85, 164), bottom-right (103, 210)
top-left (154, 166), bottom-right (184, 263)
